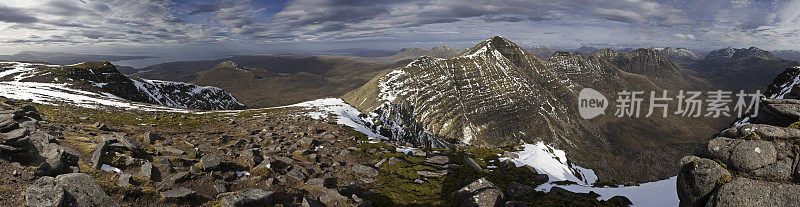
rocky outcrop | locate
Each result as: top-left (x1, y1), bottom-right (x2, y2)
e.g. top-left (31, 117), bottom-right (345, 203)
top-left (0, 106), bottom-right (79, 176)
top-left (677, 68), bottom-right (800, 206)
top-left (678, 115), bottom-right (800, 206)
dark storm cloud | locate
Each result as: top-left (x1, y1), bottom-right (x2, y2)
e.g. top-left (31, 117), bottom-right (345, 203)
top-left (0, 6), bottom-right (39, 23)
top-left (189, 3), bottom-right (221, 15)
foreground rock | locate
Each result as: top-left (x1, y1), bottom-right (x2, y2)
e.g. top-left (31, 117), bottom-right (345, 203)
top-left (26, 173), bottom-right (120, 207)
top-left (221, 189), bottom-right (274, 207)
top-left (677, 82), bottom-right (800, 207)
top-left (451, 178), bottom-right (505, 207)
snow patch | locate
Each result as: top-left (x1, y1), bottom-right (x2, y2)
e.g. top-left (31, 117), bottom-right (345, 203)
top-left (100, 164), bottom-right (123, 173)
top-left (288, 98), bottom-right (385, 139)
top-left (236, 171), bottom-right (251, 177)
top-left (500, 142), bottom-right (597, 184)
top-left (536, 176), bottom-right (678, 207)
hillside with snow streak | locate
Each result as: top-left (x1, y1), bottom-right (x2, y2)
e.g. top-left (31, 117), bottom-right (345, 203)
top-left (0, 61), bottom-right (244, 111)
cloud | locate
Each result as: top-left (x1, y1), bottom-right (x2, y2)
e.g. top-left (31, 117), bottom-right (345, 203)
top-left (0, 0), bottom-right (798, 50)
top-left (592, 8), bottom-right (647, 24)
top-left (0, 5), bottom-right (39, 23)
top-left (673, 33), bottom-right (696, 40)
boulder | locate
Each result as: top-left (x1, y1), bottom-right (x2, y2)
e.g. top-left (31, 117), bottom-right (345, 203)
top-left (144, 131), bottom-right (160, 144)
top-left (352, 165), bottom-right (379, 177)
top-left (752, 159), bottom-right (793, 180)
top-left (94, 122), bottom-right (110, 131)
top-left (451, 178), bottom-right (505, 207)
top-left (305, 178), bottom-right (325, 188)
top-left (220, 189), bottom-right (274, 207)
top-left (200, 154), bottom-right (222, 171)
top-left (213, 183), bottom-right (227, 194)
top-left (416, 169), bottom-right (450, 177)
top-left (319, 189), bottom-right (348, 205)
top-left (27, 173), bottom-right (121, 207)
top-left (549, 186), bottom-right (601, 200)
top-left (302, 196), bottom-right (324, 207)
top-left (35, 143), bottom-right (79, 176)
top-left (425, 156), bottom-right (450, 165)
top-left (140, 161), bottom-right (156, 181)
top-left (25, 176), bottom-right (66, 207)
top-left (606, 196), bottom-right (634, 206)
top-left (160, 187), bottom-right (196, 201)
top-left (729, 140), bottom-right (776, 171)
top-left (506, 181), bottom-right (534, 198)
top-left (709, 177), bottom-right (800, 206)
top-left (170, 172), bottom-right (190, 183)
top-left (111, 133), bottom-right (140, 151)
top-left (465, 157), bottom-right (482, 171)
top-left (118, 174), bottom-right (133, 187)
top-left (706, 137), bottom-right (739, 161)
top-left (2, 127), bottom-right (28, 142)
top-left (676, 156), bottom-right (731, 206)
top-left (287, 167), bottom-right (308, 181)
top-left (91, 140), bottom-right (111, 169)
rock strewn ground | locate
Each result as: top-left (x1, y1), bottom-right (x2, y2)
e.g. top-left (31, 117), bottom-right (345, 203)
top-left (0, 96), bottom-right (632, 206)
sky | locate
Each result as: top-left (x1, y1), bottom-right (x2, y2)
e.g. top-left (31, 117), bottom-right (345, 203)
top-left (0, 0), bottom-right (799, 61)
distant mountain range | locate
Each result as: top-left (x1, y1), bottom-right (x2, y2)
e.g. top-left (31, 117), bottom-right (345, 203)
top-left (133, 55), bottom-right (407, 108)
top-left (689, 47), bottom-right (799, 91)
top-left (0, 51), bottom-right (152, 65)
top-left (528, 46), bottom-right (556, 60)
top-left (651, 47), bottom-right (703, 64)
top-left (772, 50), bottom-right (800, 62)
top-left (379, 46), bottom-right (462, 62)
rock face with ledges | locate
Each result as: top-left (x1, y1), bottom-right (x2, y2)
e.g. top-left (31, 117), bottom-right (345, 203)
top-left (343, 36), bottom-right (716, 182)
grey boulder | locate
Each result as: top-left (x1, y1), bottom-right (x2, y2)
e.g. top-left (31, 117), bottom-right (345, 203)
top-left (220, 189), bottom-right (274, 207)
top-left (676, 156), bottom-right (731, 207)
top-left (451, 178), bottom-right (505, 207)
top-left (26, 173), bottom-right (120, 207)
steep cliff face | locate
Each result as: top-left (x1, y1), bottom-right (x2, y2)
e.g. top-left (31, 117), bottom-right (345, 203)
top-left (345, 36), bottom-right (602, 149)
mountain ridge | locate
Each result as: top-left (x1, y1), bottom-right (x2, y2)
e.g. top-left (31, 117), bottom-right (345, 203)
top-left (343, 36), bottom-right (723, 182)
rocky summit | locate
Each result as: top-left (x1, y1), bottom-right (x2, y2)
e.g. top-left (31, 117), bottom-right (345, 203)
top-left (677, 66), bottom-right (800, 206)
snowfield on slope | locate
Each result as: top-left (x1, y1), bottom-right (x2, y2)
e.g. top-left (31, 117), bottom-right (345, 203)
top-left (536, 177), bottom-right (678, 207)
top-left (0, 61), bottom-right (243, 112)
top-left (287, 98), bottom-right (386, 139)
top-left (501, 142), bottom-right (677, 207)
top-left (500, 142), bottom-right (598, 184)
top-left (0, 62), bottom-right (190, 112)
